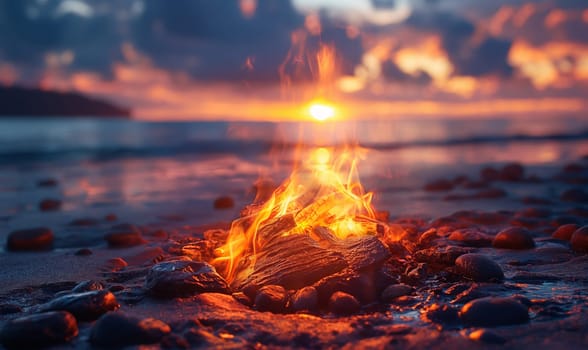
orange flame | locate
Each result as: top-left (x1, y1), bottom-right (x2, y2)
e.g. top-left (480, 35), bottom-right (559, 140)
top-left (212, 146), bottom-right (377, 285)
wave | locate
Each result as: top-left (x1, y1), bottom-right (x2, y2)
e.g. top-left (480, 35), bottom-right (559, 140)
top-left (1, 129), bottom-right (587, 165)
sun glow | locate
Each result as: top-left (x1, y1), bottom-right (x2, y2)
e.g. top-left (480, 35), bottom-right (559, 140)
top-left (308, 101), bottom-right (336, 121)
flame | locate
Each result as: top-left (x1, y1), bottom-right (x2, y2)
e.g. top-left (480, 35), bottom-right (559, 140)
top-left (211, 37), bottom-right (379, 287)
top-left (212, 146), bottom-right (377, 285)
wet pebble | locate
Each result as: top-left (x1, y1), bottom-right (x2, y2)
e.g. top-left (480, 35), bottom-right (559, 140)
top-left (571, 226), bottom-right (588, 253)
top-left (499, 163), bottom-right (525, 181)
top-left (6, 227), bottom-right (54, 251)
top-left (104, 224), bottom-right (145, 248)
top-left (424, 178), bottom-right (454, 192)
top-left (455, 254), bottom-right (504, 282)
top-left (552, 224), bottom-right (580, 240)
top-left (0, 311), bottom-right (78, 349)
top-left (468, 329), bottom-right (506, 344)
top-left (459, 297), bottom-right (529, 327)
top-left (328, 291), bottom-right (360, 316)
top-left (291, 286), bottom-right (318, 312)
top-left (492, 227), bottom-right (535, 250)
top-left (381, 284), bottom-right (413, 302)
top-left (90, 313), bottom-right (171, 347)
top-left (254, 285), bottom-right (288, 313)
top-left (105, 257), bottom-right (128, 271)
top-left (448, 228), bottom-right (493, 247)
top-left (75, 248), bottom-right (93, 256)
top-left (145, 260), bottom-right (229, 298)
top-left (68, 217), bottom-right (100, 227)
top-left (213, 196), bottom-right (235, 209)
top-left (422, 304), bottom-right (460, 326)
top-left (39, 198), bottom-right (62, 211)
top-left (39, 290), bottom-right (119, 321)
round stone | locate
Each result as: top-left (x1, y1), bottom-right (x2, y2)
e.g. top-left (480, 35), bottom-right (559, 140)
top-left (455, 254), bottom-right (504, 282)
top-left (291, 286), bottom-right (318, 312)
top-left (104, 224), bottom-right (145, 248)
top-left (328, 291), bottom-right (360, 316)
top-left (0, 311), bottom-right (78, 349)
top-left (145, 260), bottom-right (229, 298)
top-left (381, 284), bottom-right (413, 302)
top-left (90, 313), bottom-right (170, 347)
top-left (492, 227), bottom-right (535, 250)
top-left (459, 297), bottom-right (529, 327)
top-left (571, 226), bottom-right (588, 253)
top-left (39, 290), bottom-right (119, 321)
top-left (6, 227), bottom-right (54, 251)
top-left (254, 285), bottom-right (288, 313)
top-left (552, 224), bottom-right (580, 241)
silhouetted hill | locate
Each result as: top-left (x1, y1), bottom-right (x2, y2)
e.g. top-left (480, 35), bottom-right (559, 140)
top-left (0, 86), bottom-right (131, 117)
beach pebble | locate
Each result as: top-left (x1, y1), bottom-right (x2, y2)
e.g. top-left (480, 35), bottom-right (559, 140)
top-left (104, 224), bottom-right (145, 248)
top-left (499, 163), bottom-right (525, 181)
top-left (39, 290), bottom-right (119, 321)
top-left (468, 329), bottom-right (506, 344)
top-left (480, 167), bottom-right (500, 182)
top-left (328, 291), bottom-right (360, 316)
top-left (90, 313), bottom-right (170, 347)
top-left (291, 286), bottom-right (318, 312)
top-left (6, 227), bottom-right (53, 251)
top-left (424, 178), bottom-right (454, 192)
top-left (105, 257), bottom-right (128, 271)
top-left (39, 198), bottom-right (62, 211)
top-left (75, 248), bottom-right (93, 256)
top-left (145, 260), bottom-right (229, 298)
top-left (571, 226), bottom-right (588, 253)
top-left (0, 311), bottom-right (78, 349)
top-left (493, 227), bottom-right (535, 249)
top-left (72, 280), bottom-right (104, 293)
top-left (104, 213), bottom-right (118, 221)
top-left (422, 304), bottom-right (460, 326)
top-left (254, 285), bottom-right (288, 313)
top-left (37, 178), bottom-right (59, 187)
top-left (459, 297), bottom-right (529, 327)
top-left (68, 217), bottom-right (100, 226)
top-left (552, 224), bottom-right (580, 240)
top-left (381, 284), bottom-right (413, 302)
top-left (213, 196), bottom-right (235, 209)
top-left (448, 228), bottom-right (493, 247)
top-left (560, 188), bottom-right (588, 202)
top-left (455, 254), bottom-right (504, 282)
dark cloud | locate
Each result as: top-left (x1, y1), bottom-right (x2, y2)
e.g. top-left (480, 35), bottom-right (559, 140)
top-left (0, 0), bottom-right (125, 79)
top-left (381, 60), bottom-right (432, 84)
top-left (132, 0), bottom-right (363, 83)
top-left (405, 11), bottom-right (514, 77)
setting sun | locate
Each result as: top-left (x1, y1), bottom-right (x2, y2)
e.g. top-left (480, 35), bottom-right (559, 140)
top-left (308, 102), bottom-right (336, 121)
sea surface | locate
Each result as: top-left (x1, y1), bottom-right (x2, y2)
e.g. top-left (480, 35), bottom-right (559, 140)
top-left (0, 116), bottom-right (587, 236)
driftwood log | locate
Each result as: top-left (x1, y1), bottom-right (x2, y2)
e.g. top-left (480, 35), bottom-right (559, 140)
top-left (232, 224), bottom-right (390, 292)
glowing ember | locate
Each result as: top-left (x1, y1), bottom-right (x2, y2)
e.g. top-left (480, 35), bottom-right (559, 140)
top-left (308, 101), bottom-right (336, 121)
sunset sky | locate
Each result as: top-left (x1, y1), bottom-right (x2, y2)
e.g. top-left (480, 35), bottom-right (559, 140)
top-left (0, 0), bottom-right (587, 120)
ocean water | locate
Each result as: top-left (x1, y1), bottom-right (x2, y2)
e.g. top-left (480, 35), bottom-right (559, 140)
top-left (0, 116), bottom-right (587, 235)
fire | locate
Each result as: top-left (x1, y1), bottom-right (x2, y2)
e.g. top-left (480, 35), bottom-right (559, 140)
top-left (211, 33), bottom-right (382, 288)
top-left (212, 146), bottom-right (378, 285)
top-left (308, 101), bottom-right (336, 121)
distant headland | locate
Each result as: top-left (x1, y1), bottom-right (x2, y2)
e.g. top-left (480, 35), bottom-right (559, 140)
top-left (0, 86), bottom-right (131, 118)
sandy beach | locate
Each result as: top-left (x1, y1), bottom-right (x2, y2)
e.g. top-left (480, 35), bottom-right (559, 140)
top-left (0, 118), bottom-right (587, 348)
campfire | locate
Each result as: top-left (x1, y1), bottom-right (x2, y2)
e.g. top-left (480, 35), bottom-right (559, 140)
top-left (212, 146), bottom-right (390, 293)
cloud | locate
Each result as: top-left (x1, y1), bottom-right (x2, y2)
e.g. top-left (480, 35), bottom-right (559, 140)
top-left (405, 11), bottom-right (514, 78)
